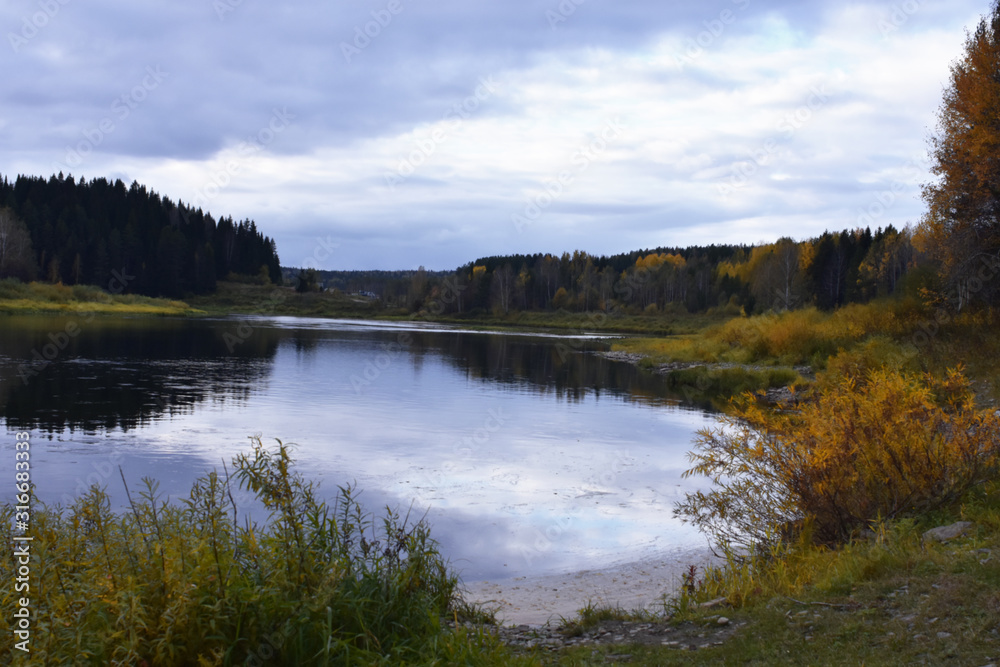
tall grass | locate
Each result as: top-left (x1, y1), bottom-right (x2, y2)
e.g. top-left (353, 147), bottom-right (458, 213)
top-left (0, 438), bottom-right (521, 665)
top-left (616, 299), bottom-right (933, 368)
top-left (0, 279), bottom-right (197, 315)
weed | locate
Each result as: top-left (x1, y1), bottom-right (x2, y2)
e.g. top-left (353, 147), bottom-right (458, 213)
top-left (0, 437), bottom-right (525, 665)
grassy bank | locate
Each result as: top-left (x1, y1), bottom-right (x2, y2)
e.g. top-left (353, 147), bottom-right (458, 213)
top-left (522, 302), bottom-right (1000, 665)
top-left (184, 281), bottom-right (386, 319)
top-left (613, 299), bottom-right (1000, 404)
top-left (0, 438), bottom-right (527, 666)
top-left (1, 278), bottom-right (734, 335)
top-left (540, 477), bottom-right (1000, 666)
top-left (186, 281), bottom-right (741, 335)
top-left (0, 280), bottom-right (202, 316)
top-left (612, 300), bottom-right (928, 367)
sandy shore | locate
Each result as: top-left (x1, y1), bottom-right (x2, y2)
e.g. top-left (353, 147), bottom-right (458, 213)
top-left (461, 549), bottom-right (720, 626)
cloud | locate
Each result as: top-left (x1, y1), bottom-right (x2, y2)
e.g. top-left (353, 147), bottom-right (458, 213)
top-left (0, 0), bottom-right (988, 268)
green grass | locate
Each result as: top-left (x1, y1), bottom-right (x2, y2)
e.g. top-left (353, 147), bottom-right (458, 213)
top-left (185, 281), bottom-right (387, 319)
top-left (185, 282), bottom-right (737, 335)
top-left (614, 298), bottom-right (1000, 405)
top-left (6, 286), bottom-right (1000, 664)
top-left (0, 279), bottom-right (201, 316)
top-left (0, 438), bottom-right (529, 666)
top-left (655, 364), bottom-right (804, 405)
top-left (541, 479), bottom-right (1000, 665)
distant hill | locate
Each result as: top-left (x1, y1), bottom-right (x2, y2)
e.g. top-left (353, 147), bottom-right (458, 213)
top-left (0, 173), bottom-right (281, 298)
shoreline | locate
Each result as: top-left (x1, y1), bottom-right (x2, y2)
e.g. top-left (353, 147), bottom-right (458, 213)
top-left (461, 548), bottom-right (720, 626)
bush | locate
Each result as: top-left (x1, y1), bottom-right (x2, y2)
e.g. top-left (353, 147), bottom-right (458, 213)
top-left (662, 365), bottom-right (801, 401)
top-left (675, 367), bottom-right (1000, 552)
top-left (822, 335), bottom-right (921, 382)
top-left (0, 437), bottom-right (514, 665)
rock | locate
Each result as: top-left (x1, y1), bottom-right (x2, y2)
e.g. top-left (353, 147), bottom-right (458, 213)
top-left (922, 521), bottom-right (974, 543)
top-left (699, 597), bottom-right (728, 609)
top-left (717, 617), bottom-right (731, 626)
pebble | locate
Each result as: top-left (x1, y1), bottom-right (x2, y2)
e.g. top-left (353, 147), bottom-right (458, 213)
top-left (466, 617), bottom-right (738, 652)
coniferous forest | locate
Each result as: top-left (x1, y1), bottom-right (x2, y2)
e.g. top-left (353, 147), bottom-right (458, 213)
top-left (311, 224), bottom-right (933, 318)
top-left (0, 173), bottom-right (281, 298)
top-left (0, 171), bottom-right (992, 325)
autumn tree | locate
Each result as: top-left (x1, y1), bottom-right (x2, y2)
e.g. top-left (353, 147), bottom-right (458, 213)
top-left (491, 263), bottom-right (515, 314)
top-left (533, 255), bottom-right (560, 308)
top-left (858, 225), bottom-right (914, 299)
top-left (921, 1), bottom-right (1000, 309)
top-left (744, 238), bottom-right (804, 312)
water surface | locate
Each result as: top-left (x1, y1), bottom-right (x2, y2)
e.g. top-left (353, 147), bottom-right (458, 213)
top-left (0, 315), bottom-right (716, 581)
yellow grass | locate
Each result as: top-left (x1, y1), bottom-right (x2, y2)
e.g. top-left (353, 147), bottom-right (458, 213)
top-left (0, 280), bottom-right (202, 316)
top-left (616, 298), bottom-right (933, 368)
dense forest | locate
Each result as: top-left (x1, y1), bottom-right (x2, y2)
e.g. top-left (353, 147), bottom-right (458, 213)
top-left (317, 224), bottom-right (935, 317)
top-left (0, 171), bottom-right (992, 321)
top-left (0, 174), bottom-right (281, 297)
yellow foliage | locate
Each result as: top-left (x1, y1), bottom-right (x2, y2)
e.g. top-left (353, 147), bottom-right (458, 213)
top-left (676, 367), bottom-right (1000, 551)
top-left (707, 300), bottom-right (927, 365)
top-left (635, 252), bottom-right (685, 271)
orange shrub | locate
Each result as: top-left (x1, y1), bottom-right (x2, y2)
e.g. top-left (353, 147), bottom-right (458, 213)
top-left (675, 367), bottom-right (1000, 552)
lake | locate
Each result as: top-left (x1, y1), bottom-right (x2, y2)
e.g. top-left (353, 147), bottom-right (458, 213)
top-left (0, 315), bottom-right (716, 585)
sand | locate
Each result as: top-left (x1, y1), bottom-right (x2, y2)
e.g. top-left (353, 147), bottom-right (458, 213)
top-left (461, 549), bottom-right (720, 626)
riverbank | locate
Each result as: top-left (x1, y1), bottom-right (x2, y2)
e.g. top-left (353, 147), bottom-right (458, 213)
top-left (462, 549), bottom-right (719, 626)
top-left (184, 281), bottom-right (732, 335)
top-left (0, 280), bottom-right (203, 316)
top-left (459, 481), bottom-right (1000, 665)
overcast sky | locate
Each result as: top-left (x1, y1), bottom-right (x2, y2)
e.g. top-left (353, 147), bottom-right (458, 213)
top-left (0, 0), bottom-right (987, 270)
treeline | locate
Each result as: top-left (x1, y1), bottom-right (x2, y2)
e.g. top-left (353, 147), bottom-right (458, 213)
top-left (352, 225), bottom-right (924, 316)
top-left (282, 268), bottom-right (452, 304)
top-left (0, 173), bottom-right (282, 297)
